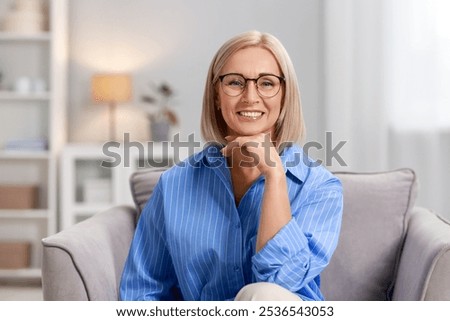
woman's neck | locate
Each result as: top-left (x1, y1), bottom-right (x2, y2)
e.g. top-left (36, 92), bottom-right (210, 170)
top-left (227, 150), bottom-right (261, 205)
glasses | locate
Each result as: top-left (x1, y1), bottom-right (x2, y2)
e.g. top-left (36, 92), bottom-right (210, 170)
top-left (218, 73), bottom-right (284, 98)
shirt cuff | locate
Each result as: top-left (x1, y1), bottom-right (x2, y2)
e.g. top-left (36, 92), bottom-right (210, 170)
top-left (252, 218), bottom-right (310, 281)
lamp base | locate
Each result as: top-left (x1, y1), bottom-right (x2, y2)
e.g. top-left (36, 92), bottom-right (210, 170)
top-left (109, 102), bottom-right (117, 142)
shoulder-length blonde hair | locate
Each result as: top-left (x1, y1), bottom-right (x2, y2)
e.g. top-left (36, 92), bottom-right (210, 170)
top-left (201, 30), bottom-right (305, 147)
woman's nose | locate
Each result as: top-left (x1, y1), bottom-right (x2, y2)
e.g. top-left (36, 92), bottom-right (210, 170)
top-left (242, 80), bottom-right (259, 103)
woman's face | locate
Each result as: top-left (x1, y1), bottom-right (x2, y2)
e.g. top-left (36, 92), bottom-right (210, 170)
top-left (217, 46), bottom-right (283, 138)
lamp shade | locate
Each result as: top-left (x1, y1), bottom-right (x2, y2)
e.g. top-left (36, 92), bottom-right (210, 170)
top-left (91, 74), bottom-right (132, 103)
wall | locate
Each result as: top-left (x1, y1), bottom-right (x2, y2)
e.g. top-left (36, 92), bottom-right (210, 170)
top-left (67, 0), bottom-right (323, 146)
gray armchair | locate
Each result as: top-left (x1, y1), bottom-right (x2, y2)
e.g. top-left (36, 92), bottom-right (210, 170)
top-left (41, 168), bottom-right (450, 300)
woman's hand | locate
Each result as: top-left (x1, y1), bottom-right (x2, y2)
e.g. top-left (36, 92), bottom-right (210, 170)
top-left (220, 133), bottom-right (284, 178)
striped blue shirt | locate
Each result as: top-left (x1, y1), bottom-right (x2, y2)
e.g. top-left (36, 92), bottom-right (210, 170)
top-left (120, 144), bottom-right (343, 301)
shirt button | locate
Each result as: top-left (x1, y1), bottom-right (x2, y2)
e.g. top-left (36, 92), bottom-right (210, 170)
top-left (234, 266), bottom-right (240, 272)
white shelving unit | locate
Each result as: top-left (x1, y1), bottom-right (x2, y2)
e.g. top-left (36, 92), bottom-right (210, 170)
top-left (0, 0), bottom-right (67, 281)
top-left (60, 143), bottom-right (179, 231)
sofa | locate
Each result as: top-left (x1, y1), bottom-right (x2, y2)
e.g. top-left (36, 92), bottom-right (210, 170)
top-left (41, 168), bottom-right (450, 300)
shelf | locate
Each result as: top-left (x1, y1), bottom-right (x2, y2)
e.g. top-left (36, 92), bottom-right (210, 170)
top-left (0, 0), bottom-right (68, 283)
top-left (0, 209), bottom-right (48, 220)
top-left (0, 150), bottom-right (50, 160)
top-left (0, 268), bottom-right (41, 281)
top-left (0, 91), bottom-right (51, 101)
top-left (0, 32), bottom-right (51, 42)
top-left (73, 203), bottom-right (112, 216)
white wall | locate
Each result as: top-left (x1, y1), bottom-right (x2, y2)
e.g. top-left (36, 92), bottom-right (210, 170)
top-left (67, 0), bottom-right (323, 146)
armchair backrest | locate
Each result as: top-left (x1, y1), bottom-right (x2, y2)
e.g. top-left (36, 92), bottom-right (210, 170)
top-left (321, 169), bottom-right (417, 300)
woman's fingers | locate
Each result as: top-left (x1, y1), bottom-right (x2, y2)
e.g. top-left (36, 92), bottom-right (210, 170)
top-left (221, 134), bottom-right (281, 174)
top-left (220, 139), bottom-right (239, 157)
top-left (221, 135), bottom-right (257, 157)
top-left (224, 135), bottom-right (236, 142)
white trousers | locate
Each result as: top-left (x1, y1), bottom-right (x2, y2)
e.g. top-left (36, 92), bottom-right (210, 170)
top-left (235, 282), bottom-right (302, 301)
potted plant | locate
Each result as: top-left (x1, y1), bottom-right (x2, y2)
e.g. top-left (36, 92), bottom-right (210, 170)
top-left (141, 82), bottom-right (178, 142)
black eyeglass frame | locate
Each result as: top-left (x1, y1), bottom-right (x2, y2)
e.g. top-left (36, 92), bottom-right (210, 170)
top-left (218, 73), bottom-right (285, 98)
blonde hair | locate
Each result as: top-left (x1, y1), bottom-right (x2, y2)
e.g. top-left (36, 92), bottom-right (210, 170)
top-left (201, 30), bottom-right (305, 147)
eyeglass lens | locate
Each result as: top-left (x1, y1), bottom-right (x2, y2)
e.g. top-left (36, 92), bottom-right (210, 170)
top-left (220, 74), bottom-right (282, 97)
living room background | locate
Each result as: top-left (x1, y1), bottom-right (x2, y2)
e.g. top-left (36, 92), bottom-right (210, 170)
top-left (67, 0), bottom-right (324, 147)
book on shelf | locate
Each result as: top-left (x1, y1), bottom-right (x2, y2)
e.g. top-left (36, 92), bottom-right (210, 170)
top-left (4, 138), bottom-right (48, 151)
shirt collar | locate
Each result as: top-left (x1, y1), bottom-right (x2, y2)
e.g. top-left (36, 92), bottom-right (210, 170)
top-left (279, 144), bottom-right (309, 183)
top-left (201, 143), bottom-right (226, 168)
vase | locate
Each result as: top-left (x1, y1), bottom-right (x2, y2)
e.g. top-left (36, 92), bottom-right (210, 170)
top-left (150, 118), bottom-right (171, 142)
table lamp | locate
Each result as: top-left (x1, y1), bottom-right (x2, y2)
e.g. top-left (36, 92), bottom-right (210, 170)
top-left (91, 74), bottom-right (132, 141)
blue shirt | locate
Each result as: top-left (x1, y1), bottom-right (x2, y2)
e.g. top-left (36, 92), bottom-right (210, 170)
top-left (120, 144), bottom-right (343, 301)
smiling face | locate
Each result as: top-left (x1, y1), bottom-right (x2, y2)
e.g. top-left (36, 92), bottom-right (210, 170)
top-left (217, 46), bottom-right (283, 138)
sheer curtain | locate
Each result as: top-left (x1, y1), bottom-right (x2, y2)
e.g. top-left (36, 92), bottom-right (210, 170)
top-left (323, 0), bottom-right (450, 219)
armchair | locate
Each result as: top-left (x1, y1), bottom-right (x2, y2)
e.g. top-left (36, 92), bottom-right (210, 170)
top-left (41, 168), bottom-right (450, 300)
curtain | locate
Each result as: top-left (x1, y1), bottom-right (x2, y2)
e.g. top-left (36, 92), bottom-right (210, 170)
top-left (323, 0), bottom-right (450, 219)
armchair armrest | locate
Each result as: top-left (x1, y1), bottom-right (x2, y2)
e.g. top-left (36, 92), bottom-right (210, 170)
top-left (393, 207), bottom-right (450, 300)
top-left (42, 205), bottom-right (137, 300)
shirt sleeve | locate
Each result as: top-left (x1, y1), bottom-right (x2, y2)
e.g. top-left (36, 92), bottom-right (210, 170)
top-left (119, 179), bottom-right (177, 300)
top-left (251, 174), bottom-right (343, 294)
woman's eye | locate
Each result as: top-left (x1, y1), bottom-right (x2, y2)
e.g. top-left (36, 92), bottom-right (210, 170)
top-left (228, 79), bottom-right (244, 87)
top-left (259, 80), bottom-right (274, 88)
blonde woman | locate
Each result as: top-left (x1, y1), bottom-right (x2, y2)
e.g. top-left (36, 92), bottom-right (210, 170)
top-left (120, 31), bottom-right (343, 301)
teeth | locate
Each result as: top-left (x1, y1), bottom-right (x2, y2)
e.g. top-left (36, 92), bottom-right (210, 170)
top-left (239, 111), bottom-right (263, 119)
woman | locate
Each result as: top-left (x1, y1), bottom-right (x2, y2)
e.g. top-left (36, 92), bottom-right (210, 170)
top-left (120, 31), bottom-right (343, 301)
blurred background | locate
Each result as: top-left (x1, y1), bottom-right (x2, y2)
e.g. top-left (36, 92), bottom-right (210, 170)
top-left (0, 0), bottom-right (449, 298)
top-left (67, 0), bottom-right (449, 218)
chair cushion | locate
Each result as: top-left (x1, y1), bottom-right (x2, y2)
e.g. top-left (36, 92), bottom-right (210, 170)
top-left (129, 167), bottom-right (166, 218)
top-left (321, 169), bottom-right (417, 300)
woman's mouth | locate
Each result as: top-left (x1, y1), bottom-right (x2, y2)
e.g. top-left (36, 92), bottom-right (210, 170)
top-left (237, 111), bottom-right (264, 120)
